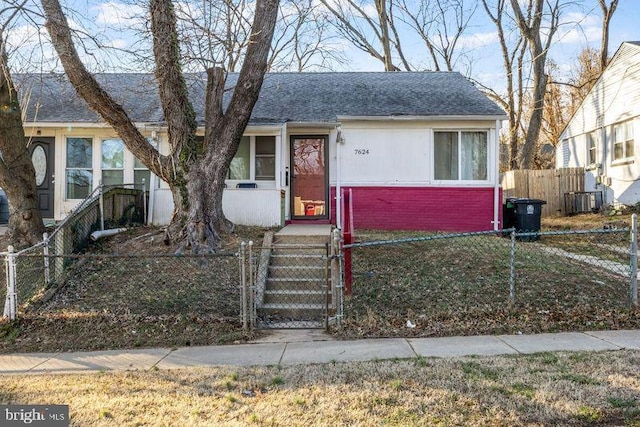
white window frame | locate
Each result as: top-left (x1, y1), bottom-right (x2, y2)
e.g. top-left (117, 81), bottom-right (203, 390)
top-left (432, 130), bottom-right (489, 183)
top-left (101, 138), bottom-right (125, 187)
top-left (65, 136), bottom-right (94, 200)
top-left (226, 135), bottom-right (277, 184)
top-left (586, 131), bottom-right (598, 166)
top-left (612, 120), bottom-right (635, 163)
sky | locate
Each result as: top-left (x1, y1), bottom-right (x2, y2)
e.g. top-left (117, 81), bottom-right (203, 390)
top-left (6, 0), bottom-right (640, 95)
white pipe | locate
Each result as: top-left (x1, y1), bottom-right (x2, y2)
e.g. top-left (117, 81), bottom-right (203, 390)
top-left (493, 120), bottom-right (502, 231)
top-left (90, 228), bottom-right (127, 241)
top-left (147, 173), bottom-right (156, 225)
top-left (336, 125), bottom-right (342, 229)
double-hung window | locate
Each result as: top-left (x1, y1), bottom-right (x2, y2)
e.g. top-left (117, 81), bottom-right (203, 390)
top-left (434, 131), bottom-right (487, 181)
top-left (612, 121), bottom-right (634, 162)
top-left (101, 139), bottom-right (124, 186)
top-left (66, 137), bottom-right (93, 199)
top-left (228, 135), bottom-right (276, 182)
top-left (587, 131), bottom-right (598, 165)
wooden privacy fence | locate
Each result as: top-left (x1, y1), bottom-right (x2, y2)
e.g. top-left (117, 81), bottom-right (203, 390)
top-left (501, 168), bottom-right (585, 217)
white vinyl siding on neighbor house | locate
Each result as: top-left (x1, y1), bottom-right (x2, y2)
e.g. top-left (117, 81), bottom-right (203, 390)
top-left (556, 43), bottom-right (640, 206)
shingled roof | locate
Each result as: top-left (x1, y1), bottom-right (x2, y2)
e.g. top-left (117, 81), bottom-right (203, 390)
top-left (16, 72), bottom-right (505, 125)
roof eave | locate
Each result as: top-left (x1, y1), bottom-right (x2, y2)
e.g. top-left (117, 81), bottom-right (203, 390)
top-left (337, 114), bottom-right (507, 122)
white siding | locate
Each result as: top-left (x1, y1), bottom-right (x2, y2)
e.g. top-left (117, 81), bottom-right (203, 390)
top-left (334, 120), bottom-right (499, 186)
top-left (563, 43), bottom-right (640, 138)
top-left (151, 188), bottom-right (282, 227)
top-left (560, 42), bottom-right (640, 206)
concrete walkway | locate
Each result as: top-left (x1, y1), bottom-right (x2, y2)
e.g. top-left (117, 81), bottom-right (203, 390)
top-left (0, 329), bottom-right (638, 375)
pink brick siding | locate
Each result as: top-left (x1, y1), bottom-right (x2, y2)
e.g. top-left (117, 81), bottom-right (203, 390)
top-left (330, 186), bottom-right (501, 232)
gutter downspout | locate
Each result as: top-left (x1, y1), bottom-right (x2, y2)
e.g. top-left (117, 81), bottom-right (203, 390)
top-left (336, 125), bottom-right (342, 229)
top-left (493, 120), bottom-right (502, 231)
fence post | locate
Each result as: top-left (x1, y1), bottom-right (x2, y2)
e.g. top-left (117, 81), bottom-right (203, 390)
top-left (98, 180), bottom-right (105, 231)
top-left (142, 178), bottom-right (147, 225)
top-left (510, 229), bottom-right (516, 303)
top-left (3, 246), bottom-right (17, 320)
top-left (43, 232), bottom-right (51, 288)
top-left (240, 242), bottom-right (247, 330)
top-left (630, 213), bottom-right (638, 308)
top-left (332, 228), bottom-right (343, 328)
top-left (248, 240), bottom-right (255, 330)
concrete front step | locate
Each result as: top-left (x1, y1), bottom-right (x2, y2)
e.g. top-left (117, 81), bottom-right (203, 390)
top-left (263, 290), bottom-right (329, 304)
top-left (273, 235), bottom-right (330, 245)
top-left (268, 265), bottom-right (326, 279)
top-left (258, 303), bottom-right (326, 320)
top-left (258, 230), bottom-right (334, 327)
top-left (269, 255), bottom-right (328, 269)
top-left (265, 279), bottom-right (330, 291)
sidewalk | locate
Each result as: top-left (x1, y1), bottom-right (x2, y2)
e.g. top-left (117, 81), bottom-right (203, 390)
top-left (0, 330), bottom-right (638, 375)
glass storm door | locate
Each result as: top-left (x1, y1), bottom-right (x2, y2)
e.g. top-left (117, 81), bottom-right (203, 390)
top-left (290, 136), bottom-right (328, 219)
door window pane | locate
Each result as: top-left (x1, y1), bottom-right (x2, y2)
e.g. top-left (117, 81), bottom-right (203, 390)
top-left (434, 132), bottom-right (458, 180)
top-left (229, 136), bottom-right (250, 180)
top-left (66, 137), bottom-right (93, 199)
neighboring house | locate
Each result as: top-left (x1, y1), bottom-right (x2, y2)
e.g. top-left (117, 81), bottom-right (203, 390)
top-left (17, 72), bottom-right (505, 232)
top-left (557, 41), bottom-right (640, 206)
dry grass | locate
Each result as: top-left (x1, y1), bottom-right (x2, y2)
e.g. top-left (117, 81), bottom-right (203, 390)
top-left (338, 228), bottom-right (639, 339)
top-left (0, 226), bottom-right (272, 354)
top-left (0, 350), bottom-right (638, 426)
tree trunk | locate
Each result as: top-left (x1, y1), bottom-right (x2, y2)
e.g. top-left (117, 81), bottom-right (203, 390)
top-left (0, 46), bottom-right (44, 247)
top-left (43, 0), bottom-right (279, 250)
top-left (599, 0), bottom-right (618, 71)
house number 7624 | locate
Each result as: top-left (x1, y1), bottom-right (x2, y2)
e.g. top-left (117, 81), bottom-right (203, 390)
top-left (354, 149), bottom-right (370, 155)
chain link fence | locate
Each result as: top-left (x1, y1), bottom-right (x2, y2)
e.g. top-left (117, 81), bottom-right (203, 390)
top-left (48, 183), bottom-right (147, 255)
top-left (243, 241), bottom-right (333, 329)
top-left (3, 207), bottom-right (639, 350)
top-left (2, 251), bottom-right (246, 351)
top-left (338, 224), bottom-right (638, 337)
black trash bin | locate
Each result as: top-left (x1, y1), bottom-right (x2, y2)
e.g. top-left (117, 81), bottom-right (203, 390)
top-left (510, 198), bottom-right (546, 241)
top-left (502, 199), bottom-right (517, 230)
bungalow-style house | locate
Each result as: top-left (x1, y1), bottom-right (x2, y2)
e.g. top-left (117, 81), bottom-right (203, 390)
top-left (17, 72), bottom-right (505, 231)
top-left (556, 41), bottom-right (640, 206)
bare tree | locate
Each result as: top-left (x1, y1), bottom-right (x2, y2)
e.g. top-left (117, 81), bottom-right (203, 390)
top-left (479, 0), bottom-right (527, 170)
top-left (319, 0), bottom-right (406, 71)
top-left (269, 1), bottom-right (346, 71)
top-left (0, 1), bottom-right (45, 246)
top-left (175, 0), bottom-right (344, 73)
top-left (42, 0), bottom-right (279, 250)
top-left (509, 0), bottom-right (561, 169)
top-left (396, 0), bottom-right (476, 71)
top-left (598, 0), bottom-right (618, 71)
top-left (176, 0), bottom-right (252, 72)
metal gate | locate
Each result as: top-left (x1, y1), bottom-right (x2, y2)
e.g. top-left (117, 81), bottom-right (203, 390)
top-left (240, 241), bottom-right (336, 329)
